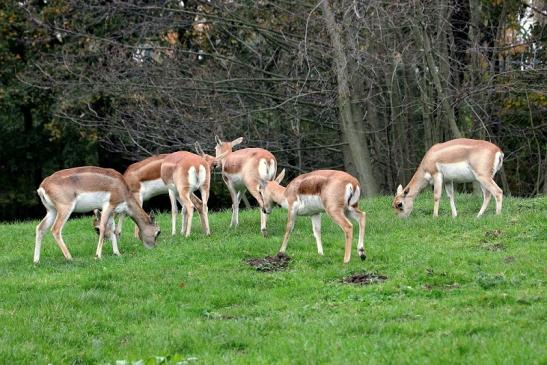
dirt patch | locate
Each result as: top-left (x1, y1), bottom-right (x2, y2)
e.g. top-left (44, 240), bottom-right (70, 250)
top-left (342, 272), bottom-right (387, 285)
top-left (484, 229), bottom-right (503, 240)
top-left (482, 242), bottom-right (506, 251)
top-left (504, 256), bottom-right (516, 263)
top-left (245, 252), bottom-right (291, 272)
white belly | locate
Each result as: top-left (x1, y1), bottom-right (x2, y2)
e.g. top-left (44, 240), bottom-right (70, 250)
top-left (224, 172), bottom-right (245, 190)
top-left (295, 195), bottom-right (324, 216)
top-left (73, 192), bottom-right (111, 213)
top-left (437, 162), bottom-right (476, 182)
top-left (140, 178), bottom-right (168, 201)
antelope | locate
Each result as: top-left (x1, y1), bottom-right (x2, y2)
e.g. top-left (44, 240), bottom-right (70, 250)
top-left (214, 136), bottom-right (277, 236)
top-left (392, 138), bottom-right (504, 218)
top-left (34, 166), bottom-right (160, 263)
top-left (258, 169), bottom-right (366, 264)
top-left (114, 154), bottom-right (206, 237)
top-left (160, 144), bottom-right (223, 237)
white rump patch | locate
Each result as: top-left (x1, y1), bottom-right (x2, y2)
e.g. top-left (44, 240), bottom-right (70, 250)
top-left (268, 159), bottom-right (276, 180)
top-left (140, 178), bottom-right (168, 201)
top-left (258, 158), bottom-right (270, 181)
top-left (295, 194), bottom-right (324, 216)
top-left (73, 192), bottom-right (111, 213)
top-left (37, 187), bottom-right (55, 210)
top-left (493, 151), bottom-right (503, 175)
top-left (346, 184), bottom-right (360, 206)
top-left (188, 166), bottom-right (198, 190)
top-left (437, 162), bottom-right (475, 183)
top-left (187, 165), bottom-right (206, 191)
top-left (198, 165), bottom-right (206, 186)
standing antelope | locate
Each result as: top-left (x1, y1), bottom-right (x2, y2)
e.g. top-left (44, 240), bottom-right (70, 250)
top-left (214, 136), bottom-right (277, 236)
top-left (115, 154), bottom-right (205, 237)
top-left (34, 167), bottom-right (160, 263)
top-left (392, 138), bottom-right (504, 218)
top-left (258, 169), bottom-right (366, 264)
top-left (160, 144), bottom-right (222, 237)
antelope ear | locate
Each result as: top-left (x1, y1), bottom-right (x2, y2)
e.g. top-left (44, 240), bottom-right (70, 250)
top-left (93, 209), bottom-right (101, 219)
top-left (275, 169), bottom-right (286, 183)
top-left (149, 210), bottom-right (156, 222)
top-left (403, 187), bottom-right (410, 197)
top-left (231, 137), bottom-right (243, 147)
top-left (396, 184), bottom-right (403, 195)
top-left (215, 135), bottom-right (222, 145)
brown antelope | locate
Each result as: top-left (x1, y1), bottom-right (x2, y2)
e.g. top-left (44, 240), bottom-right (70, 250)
top-left (34, 166), bottom-right (160, 263)
top-left (160, 144), bottom-right (223, 237)
top-left (258, 169), bottom-right (366, 264)
top-left (392, 138), bottom-right (504, 218)
top-left (114, 154), bottom-right (205, 237)
top-left (214, 136), bottom-right (277, 236)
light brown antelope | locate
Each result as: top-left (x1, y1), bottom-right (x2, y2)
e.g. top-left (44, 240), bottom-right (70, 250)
top-left (392, 138), bottom-right (504, 218)
top-left (160, 144), bottom-right (223, 237)
top-left (258, 169), bottom-right (366, 264)
top-left (115, 154), bottom-right (205, 237)
top-left (34, 167), bottom-right (160, 263)
top-left (214, 136), bottom-right (277, 236)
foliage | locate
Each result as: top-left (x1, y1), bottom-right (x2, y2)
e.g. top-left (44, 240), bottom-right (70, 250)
top-left (0, 1), bottom-right (102, 221)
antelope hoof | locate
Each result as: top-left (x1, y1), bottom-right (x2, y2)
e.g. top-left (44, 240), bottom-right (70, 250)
top-left (359, 253), bottom-right (367, 261)
top-left (113, 252), bottom-right (121, 257)
top-left (95, 255), bottom-right (102, 260)
top-left (261, 229), bottom-right (268, 238)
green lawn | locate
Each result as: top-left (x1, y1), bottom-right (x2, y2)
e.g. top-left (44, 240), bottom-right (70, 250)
top-left (0, 194), bottom-right (545, 364)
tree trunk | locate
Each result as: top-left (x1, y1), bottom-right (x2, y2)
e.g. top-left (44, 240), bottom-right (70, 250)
top-left (321, 0), bottom-right (379, 196)
top-left (413, 23), bottom-right (462, 139)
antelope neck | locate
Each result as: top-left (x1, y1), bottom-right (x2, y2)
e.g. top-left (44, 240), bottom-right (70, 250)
top-left (406, 169), bottom-right (429, 198)
top-left (270, 183), bottom-right (288, 207)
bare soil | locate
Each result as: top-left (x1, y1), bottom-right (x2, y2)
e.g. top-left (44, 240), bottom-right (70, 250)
top-left (246, 252), bottom-right (291, 272)
top-left (342, 272), bottom-right (387, 285)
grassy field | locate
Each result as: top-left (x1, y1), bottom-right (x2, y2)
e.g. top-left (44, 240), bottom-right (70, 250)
top-left (0, 194), bottom-right (545, 364)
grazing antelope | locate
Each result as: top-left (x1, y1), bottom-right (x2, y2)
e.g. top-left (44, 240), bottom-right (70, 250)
top-left (214, 136), bottom-right (277, 236)
top-left (160, 144), bottom-right (222, 237)
top-left (34, 167), bottom-right (160, 263)
top-left (392, 138), bottom-right (504, 218)
top-left (258, 169), bottom-right (366, 264)
top-left (114, 154), bottom-right (205, 237)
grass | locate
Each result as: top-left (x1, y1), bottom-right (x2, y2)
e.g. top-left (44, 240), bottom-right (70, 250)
top-left (0, 194), bottom-right (545, 364)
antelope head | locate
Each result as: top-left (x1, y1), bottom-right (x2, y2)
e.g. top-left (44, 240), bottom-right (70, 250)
top-left (138, 210), bottom-right (161, 248)
top-left (393, 184), bottom-right (413, 218)
top-left (257, 169), bottom-right (286, 214)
